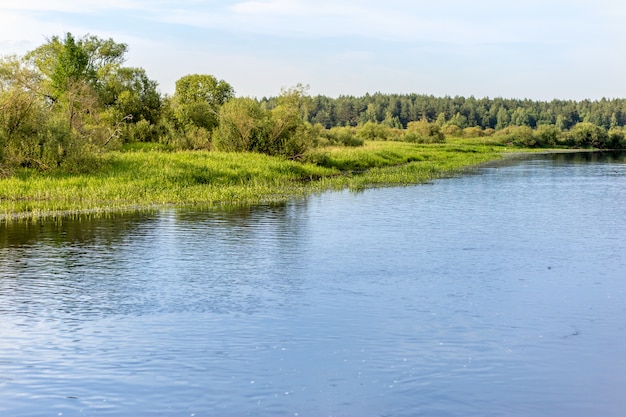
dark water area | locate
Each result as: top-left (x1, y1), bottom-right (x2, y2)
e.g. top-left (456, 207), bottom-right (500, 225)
top-left (1, 152), bottom-right (625, 417)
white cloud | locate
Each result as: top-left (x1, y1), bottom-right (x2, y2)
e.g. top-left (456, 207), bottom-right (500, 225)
top-left (0, 11), bottom-right (67, 52)
top-left (0, 0), bottom-right (146, 13)
top-left (231, 0), bottom-right (311, 15)
top-left (138, 0), bottom-right (619, 46)
top-left (1, 0), bottom-right (626, 99)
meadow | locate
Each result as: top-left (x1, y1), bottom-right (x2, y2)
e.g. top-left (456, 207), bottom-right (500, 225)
top-left (0, 139), bottom-right (518, 221)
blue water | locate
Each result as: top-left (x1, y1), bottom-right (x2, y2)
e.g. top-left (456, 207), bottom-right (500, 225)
top-left (1, 152), bottom-right (625, 416)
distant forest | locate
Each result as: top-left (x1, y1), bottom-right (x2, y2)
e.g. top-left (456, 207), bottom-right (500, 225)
top-left (262, 94), bottom-right (626, 131)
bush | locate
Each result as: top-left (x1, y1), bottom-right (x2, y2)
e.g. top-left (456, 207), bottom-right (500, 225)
top-left (566, 122), bottom-right (609, 148)
top-left (608, 127), bottom-right (626, 149)
top-left (493, 126), bottom-right (535, 147)
top-left (405, 121), bottom-right (445, 143)
top-left (441, 124), bottom-right (462, 137)
top-left (463, 126), bottom-right (484, 138)
top-left (213, 97), bottom-right (265, 152)
top-left (128, 119), bottom-right (159, 143)
top-left (324, 127), bottom-right (363, 147)
top-left (357, 121), bottom-right (391, 141)
top-left (534, 124), bottom-right (561, 147)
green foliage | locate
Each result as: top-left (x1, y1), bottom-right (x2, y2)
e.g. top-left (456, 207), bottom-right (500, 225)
top-left (50, 33), bottom-right (91, 96)
top-left (566, 122), bottom-right (609, 148)
top-left (214, 97), bottom-right (265, 152)
top-left (381, 111), bottom-right (403, 128)
top-left (323, 127), bottom-right (364, 147)
top-left (534, 124), bottom-right (561, 147)
top-left (493, 126), bottom-right (535, 147)
top-left (179, 125), bottom-right (212, 150)
top-left (447, 112), bottom-right (468, 129)
top-left (608, 127), bottom-right (626, 149)
top-left (303, 93), bottom-right (626, 140)
top-left (0, 83), bottom-right (84, 171)
top-left (26, 33), bottom-right (128, 100)
top-left (435, 112), bottom-right (446, 126)
top-left (172, 74), bottom-right (234, 130)
top-left (214, 86), bottom-right (318, 159)
top-left (256, 85), bottom-right (316, 159)
top-left (442, 124), bottom-right (462, 137)
top-left (463, 126), bottom-right (484, 138)
top-left (123, 119), bottom-right (157, 143)
top-left (4, 31), bottom-right (626, 181)
top-left (357, 121), bottom-right (391, 141)
top-left (0, 33), bottom-right (164, 171)
top-left (101, 67), bottom-right (162, 125)
top-left (404, 120), bottom-right (445, 143)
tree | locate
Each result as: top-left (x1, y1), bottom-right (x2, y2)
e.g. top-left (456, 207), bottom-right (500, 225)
top-left (447, 112), bottom-right (468, 129)
top-left (0, 55), bottom-right (70, 170)
top-left (359, 103), bottom-right (378, 125)
top-left (26, 33), bottom-right (128, 101)
top-left (172, 74), bottom-right (234, 130)
top-left (1, 33), bottom-right (164, 170)
top-left (381, 111), bottom-right (402, 128)
top-left (257, 84), bottom-right (312, 158)
top-left (511, 107), bottom-right (532, 127)
top-left (21, 33), bottom-right (135, 143)
top-left (101, 67), bottom-right (161, 125)
top-left (566, 122), bottom-right (608, 148)
top-left (213, 97), bottom-right (265, 152)
top-left (534, 124), bottom-right (561, 146)
top-left (435, 112), bottom-right (446, 126)
top-left (495, 107), bottom-right (510, 130)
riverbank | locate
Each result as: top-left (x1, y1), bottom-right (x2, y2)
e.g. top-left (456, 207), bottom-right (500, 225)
top-left (0, 140), bottom-right (540, 222)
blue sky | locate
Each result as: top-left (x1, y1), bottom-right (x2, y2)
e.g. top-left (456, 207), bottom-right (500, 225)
top-left (0, 0), bottom-right (624, 100)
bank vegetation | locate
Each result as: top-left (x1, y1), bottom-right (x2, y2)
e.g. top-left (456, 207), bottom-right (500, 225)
top-left (1, 33), bottom-right (623, 220)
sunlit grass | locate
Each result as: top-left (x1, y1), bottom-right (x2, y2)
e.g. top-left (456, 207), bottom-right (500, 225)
top-left (0, 139), bottom-right (530, 221)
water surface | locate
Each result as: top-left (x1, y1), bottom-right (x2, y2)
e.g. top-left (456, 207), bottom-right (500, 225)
top-left (1, 152), bottom-right (625, 416)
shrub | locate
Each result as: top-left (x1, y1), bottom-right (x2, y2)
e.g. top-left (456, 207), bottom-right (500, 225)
top-left (463, 126), bottom-right (484, 138)
top-left (534, 124), bottom-right (561, 147)
top-left (566, 122), bottom-right (609, 148)
top-left (324, 127), bottom-right (363, 147)
top-left (357, 121), bottom-right (391, 141)
top-left (608, 127), bottom-right (626, 149)
top-left (405, 120), bottom-right (445, 143)
top-left (213, 97), bottom-right (265, 152)
top-left (492, 126), bottom-right (535, 147)
top-left (441, 124), bottom-right (462, 137)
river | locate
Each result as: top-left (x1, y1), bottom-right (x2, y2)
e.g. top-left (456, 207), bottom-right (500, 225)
top-left (1, 152), bottom-right (625, 416)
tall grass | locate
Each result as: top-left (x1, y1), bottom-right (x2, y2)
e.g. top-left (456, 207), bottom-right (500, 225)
top-left (306, 140), bottom-right (511, 190)
top-left (0, 139), bottom-right (521, 221)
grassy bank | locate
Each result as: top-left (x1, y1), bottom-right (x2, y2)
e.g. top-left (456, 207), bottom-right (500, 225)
top-left (0, 140), bottom-right (519, 221)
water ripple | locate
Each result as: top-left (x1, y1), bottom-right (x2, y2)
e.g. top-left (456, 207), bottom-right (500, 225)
top-left (1, 152), bottom-right (626, 416)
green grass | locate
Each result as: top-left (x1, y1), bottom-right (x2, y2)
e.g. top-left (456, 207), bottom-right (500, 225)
top-left (0, 139), bottom-right (525, 221)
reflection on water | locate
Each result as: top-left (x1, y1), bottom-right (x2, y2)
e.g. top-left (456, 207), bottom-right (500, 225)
top-left (1, 152), bottom-right (626, 417)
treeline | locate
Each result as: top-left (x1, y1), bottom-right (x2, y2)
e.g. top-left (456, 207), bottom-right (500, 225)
top-left (290, 94), bottom-right (626, 131)
top-left (1, 33), bottom-right (625, 175)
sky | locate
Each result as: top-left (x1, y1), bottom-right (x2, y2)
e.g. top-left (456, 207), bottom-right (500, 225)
top-left (0, 0), bottom-right (625, 100)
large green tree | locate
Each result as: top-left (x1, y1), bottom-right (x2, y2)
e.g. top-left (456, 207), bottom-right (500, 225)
top-left (1, 33), bottom-right (163, 170)
top-left (26, 33), bottom-right (127, 101)
top-left (213, 97), bottom-right (265, 152)
top-left (101, 67), bottom-right (162, 125)
top-left (172, 74), bottom-right (234, 130)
